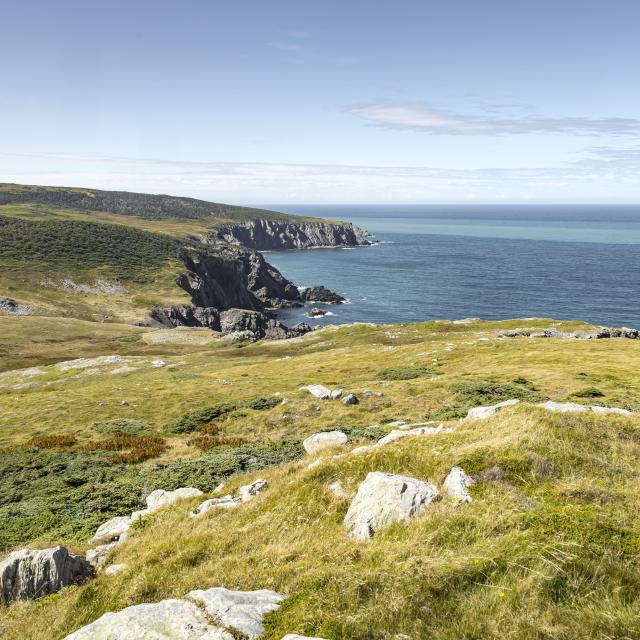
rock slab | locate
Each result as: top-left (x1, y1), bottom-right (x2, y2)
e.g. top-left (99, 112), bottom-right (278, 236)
top-left (303, 431), bottom-right (348, 454)
top-left (0, 546), bottom-right (92, 604)
top-left (344, 472), bottom-right (439, 539)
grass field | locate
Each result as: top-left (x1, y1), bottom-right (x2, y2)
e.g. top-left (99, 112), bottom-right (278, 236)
top-left (1, 316), bottom-right (640, 638)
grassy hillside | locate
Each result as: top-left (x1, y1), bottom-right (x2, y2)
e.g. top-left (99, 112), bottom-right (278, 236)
top-left (1, 317), bottom-right (640, 638)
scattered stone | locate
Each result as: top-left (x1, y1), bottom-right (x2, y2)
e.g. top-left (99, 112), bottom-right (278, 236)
top-left (328, 481), bottom-right (348, 498)
top-left (63, 599), bottom-right (233, 639)
top-left (463, 399), bottom-right (520, 421)
top-left (443, 467), bottom-right (474, 504)
top-left (361, 390), bottom-right (384, 398)
top-left (0, 546), bottom-right (93, 604)
top-left (344, 472), bottom-right (440, 539)
top-left (55, 355), bottom-right (125, 372)
top-left (104, 564), bottom-right (127, 576)
top-left (187, 587), bottom-right (286, 640)
top-left (303, 384), bottom-right (332, 399)
top-left (303, 430), bottom-right (348, 454)
top-left (151, 360), bottom-right (166, 367)
top-left (239, 479), bottom-right (268, 502)
top-left (330, 388), bottom-right (344, 399)
top-left (499, 326), bottom-right (640, 341)
top-left (341, 393), bottom-right (359, 405)
top-left (538, 401), bottom-right (589, 413)
top-left (0, 297), bottom-right (33, 316)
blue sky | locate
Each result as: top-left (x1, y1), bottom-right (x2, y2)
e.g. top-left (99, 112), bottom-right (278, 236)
top-left (1, 0), bottom-right (639, 204)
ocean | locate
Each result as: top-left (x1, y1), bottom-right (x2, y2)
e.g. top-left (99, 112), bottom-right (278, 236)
top-left (263, 205), bottom-right (640, 328)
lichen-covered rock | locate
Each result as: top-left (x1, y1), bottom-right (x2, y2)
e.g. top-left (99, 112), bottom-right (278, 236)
top-left (63, 599), bottom-right (232, 639)
top-left (464, 399), bottom-right (520, 421)
top-left (341, 393), bottom-right (358, 405)
top-left (190, 495), bottom-right (242, 517)
top-left (443, 467), bottom-right (474, 504)
top-left (187, 587), bottom-right (286, 640)
top-left (131, 487), bottom-right (203, 520)
top-left (239, 479), bottom-right (268, 502)
top-left (0, 546), bottom-right (93, 604)
top-left (303, 384), bottom-right (332, 399)
top-left (303, 430), bottom-right (348, 454)
top-left (344, 472), bottom-right (440, 539)
top-left (375, 424), bottom-right (449, 447)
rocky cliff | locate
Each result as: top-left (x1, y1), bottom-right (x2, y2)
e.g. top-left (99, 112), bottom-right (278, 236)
top-left (211, 219), bottom-right (373, 250)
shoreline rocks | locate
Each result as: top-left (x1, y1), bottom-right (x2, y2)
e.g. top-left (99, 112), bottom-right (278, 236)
top-left (300, 286), bottom-right (346, 304)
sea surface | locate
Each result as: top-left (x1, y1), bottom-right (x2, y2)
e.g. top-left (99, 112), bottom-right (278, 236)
top-left (263, 205), bottom-right (640, 328)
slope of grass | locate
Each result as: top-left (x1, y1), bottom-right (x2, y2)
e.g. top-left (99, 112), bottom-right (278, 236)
top-left (1, 317), bottom-right (640, 639)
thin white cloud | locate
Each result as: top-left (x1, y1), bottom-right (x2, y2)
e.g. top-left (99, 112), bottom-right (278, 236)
top-left (347, 102), bottom-right (640, 136)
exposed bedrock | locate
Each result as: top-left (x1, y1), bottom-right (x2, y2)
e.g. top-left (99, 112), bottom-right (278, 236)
top-left (211, 218), bottom-right (374, 250)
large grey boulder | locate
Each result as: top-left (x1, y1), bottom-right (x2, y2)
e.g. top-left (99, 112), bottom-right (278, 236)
top-left (464, 399), bottom-right (520, 421)
top-left (187, 587), bottom-right (286, 640)
top-left (190, 495), bottom-right (242, 517)
top-left (443, 467), bottom-right (474, 504)
top-left (0, 546), bottom-right (93, 604)
top-left (303, 430), bottom-right (348, 454)
top-left (63, 599), bottom-right (233, 639)
top-left (538, 401), bottom-right (589, 413)
top-left (344, 472), bottom-right (439, 539)
top-left (239, 479), bottom-right (268, 502)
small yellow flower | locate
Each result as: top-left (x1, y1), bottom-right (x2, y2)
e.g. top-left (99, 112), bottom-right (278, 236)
top-left (499, 591), bottom-right (505, 598)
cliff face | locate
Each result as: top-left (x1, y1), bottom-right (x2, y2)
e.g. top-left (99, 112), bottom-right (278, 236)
top-left (211, 219), bottom-right (373, 250)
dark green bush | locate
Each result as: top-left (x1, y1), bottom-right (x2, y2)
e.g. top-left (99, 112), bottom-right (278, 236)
top-left (92, 418), bottom-right (151, 436)
top-left (376, 365), bottom-right (437, 381)
top-left (571, 387), bottom-right (605, 398)
top-left (168, 402), bottom-right (239, 434)
top-left (244, 396), bottom-right (282, 411)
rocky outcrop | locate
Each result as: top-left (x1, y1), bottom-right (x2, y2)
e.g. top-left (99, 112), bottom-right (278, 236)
top-left (303, 431), bottom-right (348, 454)
top-left (300, 286), bottom-right (345, 304)
top-left (498, 326), bottom-right (640, 340)
top-left (344, 472), bottom-right (440, 539)
top-left (191, 479), bottom-right (269, 517)
top-left (538, 401), bottom-right (633, 416)
top-left (213, 219), bottom-right (373, 250)
top-left (463, 399), bottom-right (520, 421)
top-left (0, 297), bottom-right (33, 316)
top-left (0, 546), bottom-right (92, 604)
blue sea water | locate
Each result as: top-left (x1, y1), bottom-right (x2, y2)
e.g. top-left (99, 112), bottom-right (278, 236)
top-left (262, 205), bottom-right (640, 328)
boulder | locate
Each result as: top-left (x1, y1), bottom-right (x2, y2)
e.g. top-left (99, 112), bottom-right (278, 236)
top-left (63, 599), bottom-right (233, 639)
top-left (330, 388), bottom-right (344, 399)
top-left (538, 401), bottom-right (589, 413)
top-left (464, 399), bottom-right (520, 421)
top-left (442, 467), bottom-right (474, 504)
top-left (303, 384), bottom-right (332, 399)
top-left (104, 564), bottom-right (127, 576)
top-left (0, 297), bottom-right (33, 316)
top-left (187, 587), bottom-right (286, 640)
top-left (0, 546), bottom-right (93, 604)
top-left (375, 424), bottom-right (450, 447)
top-left (86, 541), bottom-right (119, 566)
top-left (131, 487), bottom-right (203, 520)
top-left (89, 515), bottom-right (133, 545)
top-left (240, 479), bottom-right (268, 502)
top-left (307, 308), bottom-right (327, 318)
top-left (190, 496), bottom-right (242, 517)
top-left (303, 430), bottom-right (348, 454)
top-left (344, 472), bottom-right (440, 539)
top-left (341, 393), bottom-right (359, 405)
top-left (299, 286), bottom-right (345, 304)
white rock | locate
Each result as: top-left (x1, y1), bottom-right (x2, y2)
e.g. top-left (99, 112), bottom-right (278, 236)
top-left (89, 516), bottom-right (132, 545)
top-left (104, 564), bottom-right (127, 576)
top-left (282, 636), bottom-right (329, 640)
top-left (464, 399), bottom-right (520, 421)
top-left (344, 472), bottom-right (440, 539)
top-left (303, 430), bottom-right (348, 454)
top-left (132, 487), bottom-right (204, 520)
top-left (303, 385), bottom-right (332, 399)
top-left (190, 496), bottom-right (242, 517)
top-left (63, 599), bottom-right (232, 639)
top-left (1, 546), bottom-right (93, 604)
top-left (350, 445), bottom-right (374, 455)
top-left (341, 393), bottom-right (359, 405)
top-left (388, 421), bottom-right (408, 427)
top-left (538, 401), bottom-right (589, 413)
top-left (187, 587), bottom-right (286, 640)
top-left (328, 481), bottom-right (348, 498)
top-left (590, 405), bottom-right (634, 416)
top-left (442, 467), bottom-right (474, 504)
top-left (330, 389), bottom-right (344, 399)
top-left (86, 541), bottom-right (119, 566)
top-left (375, 424), bottom-right (449, 447)
top-left (151, 360), bottom-right (166, 367)
top-left (239, 479), bottom-right (268, 502)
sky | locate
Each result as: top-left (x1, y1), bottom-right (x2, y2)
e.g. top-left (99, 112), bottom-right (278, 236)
top-left (1, 0), bottom-right (639, 204)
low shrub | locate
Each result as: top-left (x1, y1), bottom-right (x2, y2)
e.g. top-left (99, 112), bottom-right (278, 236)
top-left (81, 434), bottom-right (168, 464)
top-left (27, 435), bottom-right (77, 449)
top-left (244, 396), bottom-right (282, 411)
top-left (168, 402), bottom-right (239, 434)
top-left (92, 418), bottom-right (151, 436)
top-left (571, 387), bottom-right (605, 398)
top-left (376, 365), bottom-right (437, 381)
